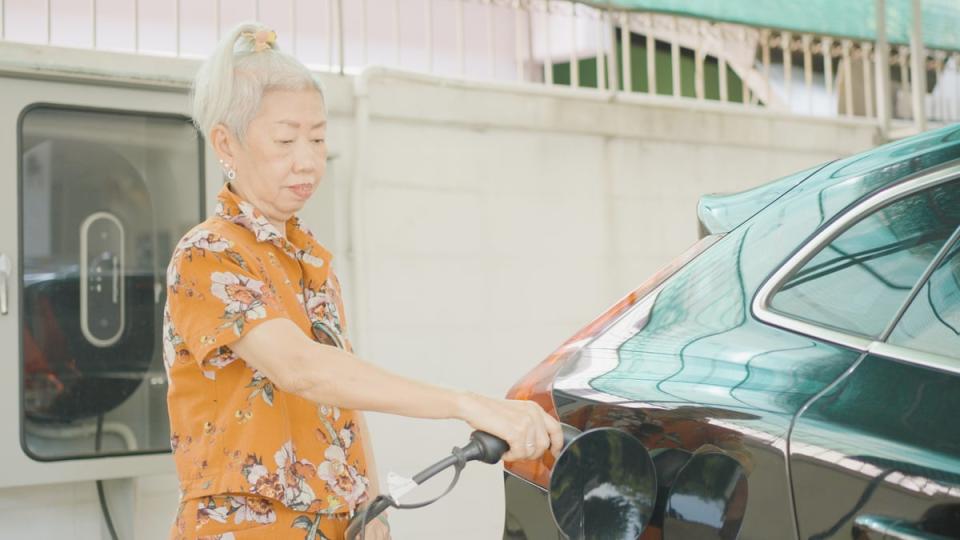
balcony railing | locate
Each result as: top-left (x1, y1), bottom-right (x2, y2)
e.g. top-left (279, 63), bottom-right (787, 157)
top-left (1, 0), bottom-right (957, 137)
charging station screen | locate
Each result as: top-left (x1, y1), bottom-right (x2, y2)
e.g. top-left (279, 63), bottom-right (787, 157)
top-left (19, 105), bottom-right (204, 461)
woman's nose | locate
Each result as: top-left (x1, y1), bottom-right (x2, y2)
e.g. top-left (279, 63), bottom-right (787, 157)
top-left (292, 140), bottom-right (323, 173)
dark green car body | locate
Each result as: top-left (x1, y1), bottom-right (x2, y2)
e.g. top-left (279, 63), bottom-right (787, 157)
top-left (504, 125), bottom-right (960, 539)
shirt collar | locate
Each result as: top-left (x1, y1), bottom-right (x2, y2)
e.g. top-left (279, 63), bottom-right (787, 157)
top-left (215, 183), bottom-right (332, 269)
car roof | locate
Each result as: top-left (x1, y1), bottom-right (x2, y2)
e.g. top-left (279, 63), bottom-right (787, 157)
top-left (699, 125), bottom-right (960, 236)
top-left (798, 124), bottom-right (960, 198)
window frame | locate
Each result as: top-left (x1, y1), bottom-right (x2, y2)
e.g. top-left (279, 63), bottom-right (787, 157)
top-left (752, 160), bottom-right (960, 375)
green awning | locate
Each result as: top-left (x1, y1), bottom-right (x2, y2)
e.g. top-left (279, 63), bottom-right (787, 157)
top-left (578, 0), bottom-right (960, 52)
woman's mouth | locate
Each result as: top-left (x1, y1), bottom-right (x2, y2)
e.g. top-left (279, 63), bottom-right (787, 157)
top-left (288, 183), bottom-right (315, 199)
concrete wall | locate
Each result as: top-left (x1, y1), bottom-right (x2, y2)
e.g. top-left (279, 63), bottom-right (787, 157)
top-left (0, 43), bottom-right (878, 539)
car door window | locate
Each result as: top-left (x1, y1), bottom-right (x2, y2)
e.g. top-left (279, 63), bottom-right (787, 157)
top-left (886, 235), bottom-right (960, 359)
top-left (769, 178), bottom-right (960, 339)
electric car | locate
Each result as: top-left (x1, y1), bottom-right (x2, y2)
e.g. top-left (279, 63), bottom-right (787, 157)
top-left (503, 125), bottom-right (960, 539)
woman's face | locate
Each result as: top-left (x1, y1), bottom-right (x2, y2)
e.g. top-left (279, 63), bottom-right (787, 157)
top-left (215, 88), bottom-right (327, 229)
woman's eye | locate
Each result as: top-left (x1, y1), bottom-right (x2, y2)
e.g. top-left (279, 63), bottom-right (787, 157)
top-left (312, 139), bottom-right (325, 144)
top-left (278, 140), bottom-right (294, 145)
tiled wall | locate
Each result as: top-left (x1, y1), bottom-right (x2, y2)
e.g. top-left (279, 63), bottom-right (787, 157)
top-left (1, 0), bottom-right (528, 79)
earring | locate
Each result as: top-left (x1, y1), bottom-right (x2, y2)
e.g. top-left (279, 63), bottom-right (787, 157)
top-left (220, 160), bottom-right (236, 180)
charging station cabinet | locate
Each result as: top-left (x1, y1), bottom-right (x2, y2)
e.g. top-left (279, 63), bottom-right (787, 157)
top-left (0, 67), bottom-right (217, 487)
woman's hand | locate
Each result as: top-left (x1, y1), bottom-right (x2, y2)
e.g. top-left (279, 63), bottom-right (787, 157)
top-left (456, 392), bottom-right (564, 462)
top-left (361, 516), bottom-right (390, 540)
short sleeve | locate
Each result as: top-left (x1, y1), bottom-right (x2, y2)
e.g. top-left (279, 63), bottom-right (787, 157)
top-left (166, 238), bottom-right (287, 371)
top-left (326, 270), bottom-right (354, 352)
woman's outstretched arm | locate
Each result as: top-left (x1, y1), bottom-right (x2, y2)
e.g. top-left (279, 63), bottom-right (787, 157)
top-left (229, 318), bottom-right (563, 463)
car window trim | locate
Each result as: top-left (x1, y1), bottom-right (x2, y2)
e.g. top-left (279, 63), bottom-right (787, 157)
top-left (867, 341), bottom-right (960, 376)
top-left (752, 160), bottom-right (960, 367)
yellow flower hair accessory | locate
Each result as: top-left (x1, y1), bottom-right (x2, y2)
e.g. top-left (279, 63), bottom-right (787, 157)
top-left (241, 29), bottom-right (277, 52)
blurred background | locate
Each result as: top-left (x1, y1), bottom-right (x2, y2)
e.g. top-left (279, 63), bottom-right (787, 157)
top-left (0, 0), bottom-right (957, 538)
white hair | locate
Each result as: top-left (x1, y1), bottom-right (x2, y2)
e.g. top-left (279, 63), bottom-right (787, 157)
top-left (191, 22), bottom-right (324, 143)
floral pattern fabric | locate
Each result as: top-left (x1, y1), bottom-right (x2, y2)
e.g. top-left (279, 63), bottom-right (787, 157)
top-left (164, 184), bottom-right (369, 531)
top-left (171, 493), bottom-right (353, 539)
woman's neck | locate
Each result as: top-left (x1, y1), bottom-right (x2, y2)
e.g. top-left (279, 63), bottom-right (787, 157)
top-left (227, 181), bottom-right (288, 239)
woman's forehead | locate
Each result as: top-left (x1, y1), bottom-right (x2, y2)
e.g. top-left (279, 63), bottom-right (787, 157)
top-left (256, 89), bottom-right (326, 126)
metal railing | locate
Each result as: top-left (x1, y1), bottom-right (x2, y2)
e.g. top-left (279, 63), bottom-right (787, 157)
top-left (1, 0), bottom-right (958, 137)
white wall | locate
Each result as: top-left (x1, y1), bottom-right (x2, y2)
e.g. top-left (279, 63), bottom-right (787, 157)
top-left (0, 44), bottom-right (878, 539)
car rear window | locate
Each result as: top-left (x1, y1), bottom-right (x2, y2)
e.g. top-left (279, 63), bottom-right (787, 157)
top-left (769, 178), bottom-right (960, 339)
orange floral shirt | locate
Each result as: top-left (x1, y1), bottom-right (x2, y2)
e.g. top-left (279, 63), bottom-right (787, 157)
top-left (163, 184), bottom-right (369, 517)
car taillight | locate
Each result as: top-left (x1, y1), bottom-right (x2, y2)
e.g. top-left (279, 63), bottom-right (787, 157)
top-left (504, 234), bottom-right (722, 488)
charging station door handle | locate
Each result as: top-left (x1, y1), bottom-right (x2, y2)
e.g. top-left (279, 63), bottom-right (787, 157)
top-left (0, 253), bottom-right (10, 315)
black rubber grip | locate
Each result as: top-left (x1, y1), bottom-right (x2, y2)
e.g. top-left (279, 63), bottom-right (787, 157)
top-left (469, 430), bottom-right (509, 464)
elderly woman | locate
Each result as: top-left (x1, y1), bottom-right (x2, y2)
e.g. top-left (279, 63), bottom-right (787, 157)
top-left (164, 23), bottom-right (562, 540)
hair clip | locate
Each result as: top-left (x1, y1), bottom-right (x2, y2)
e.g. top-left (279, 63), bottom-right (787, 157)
top-left (241, 29), bottom-right (277, 52)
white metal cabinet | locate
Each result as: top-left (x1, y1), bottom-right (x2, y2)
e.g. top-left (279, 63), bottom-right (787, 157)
top-left (0, 72), bottom-right (210, 488)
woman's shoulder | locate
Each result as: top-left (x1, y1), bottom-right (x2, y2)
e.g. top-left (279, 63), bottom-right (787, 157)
top-left (175, 216), bottom-right (258, 251)
top-left (169, 217), bottom-right (261, 273)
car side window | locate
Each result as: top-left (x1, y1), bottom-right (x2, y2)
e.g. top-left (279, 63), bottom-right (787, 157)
top-left (887, 236), bottom-right (960, 359)
top-left (769, 178), bottom-right (960, 339)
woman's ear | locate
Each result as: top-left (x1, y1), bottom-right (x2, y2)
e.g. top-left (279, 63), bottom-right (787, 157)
top-left (209, 123), bottom-right (237, 165)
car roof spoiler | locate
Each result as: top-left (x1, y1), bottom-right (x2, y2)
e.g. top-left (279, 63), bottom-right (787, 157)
top-left (697, 164), bottom-right (828, 237)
